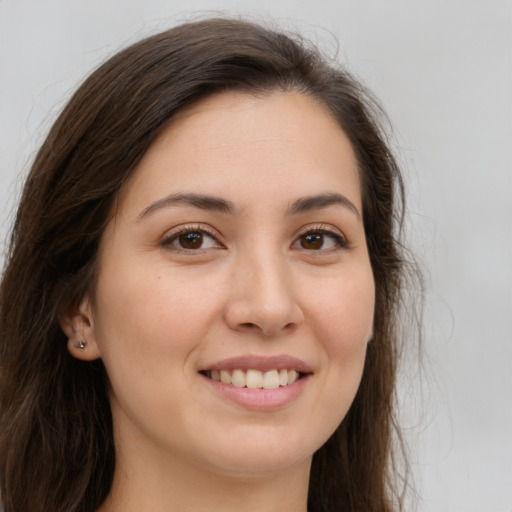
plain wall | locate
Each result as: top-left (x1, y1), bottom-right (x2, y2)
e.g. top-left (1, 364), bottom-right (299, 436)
top-left (1, 1), bottom-right (511, 510)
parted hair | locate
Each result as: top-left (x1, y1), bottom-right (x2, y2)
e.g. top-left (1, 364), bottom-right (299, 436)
top-left (0, 17), bottom-right (413, 512)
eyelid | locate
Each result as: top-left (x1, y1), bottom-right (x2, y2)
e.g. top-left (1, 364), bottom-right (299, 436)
top-left (160, 223), bottom-right (225, 251)
top-left (159, 222), bottom-right (349, 253)
top-left (293, 223), bottom-right (350, 250)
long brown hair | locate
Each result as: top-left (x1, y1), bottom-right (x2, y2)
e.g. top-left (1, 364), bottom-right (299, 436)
top-left (0, 17), bottom-right (415, 512)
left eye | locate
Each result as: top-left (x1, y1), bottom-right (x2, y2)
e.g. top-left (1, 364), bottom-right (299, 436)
top-left (165, 230), bottom-right (220, 251)
top-left (293, 231), bottom-right (345, 251)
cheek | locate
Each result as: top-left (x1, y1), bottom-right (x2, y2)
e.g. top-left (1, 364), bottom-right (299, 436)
top-left (92, 261), bottom-right (227, 366)
top-left (309, 269), bottom-right (375, 348)
top-left (90, 267), bottom-right (223, 429)
top-left (309, 267), bottom-right (375, 394)
top-left (296, 267), bottom-right (374, 444)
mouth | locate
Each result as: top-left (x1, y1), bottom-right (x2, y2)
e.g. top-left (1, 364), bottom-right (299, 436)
top-left (199, 355), bottom-right (312, 410)
top-left (200, 368), bottom-right (304, 389)
top-left (199, 354), bottom-right (312, 390)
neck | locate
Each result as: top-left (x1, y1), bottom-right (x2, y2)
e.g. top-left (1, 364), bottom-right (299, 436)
top-left (97, 445), bottom-right (311, 512)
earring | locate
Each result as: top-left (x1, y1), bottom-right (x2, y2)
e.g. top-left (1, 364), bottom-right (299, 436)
top-left (76, 340), bottom-right (87, 349)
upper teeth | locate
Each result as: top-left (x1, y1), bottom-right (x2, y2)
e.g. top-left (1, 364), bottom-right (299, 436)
top-left (209, 369), bottom-right (299, 389)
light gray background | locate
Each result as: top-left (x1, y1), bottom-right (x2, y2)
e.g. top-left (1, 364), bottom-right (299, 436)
top-left (1, 1), bottom-right (511, 511)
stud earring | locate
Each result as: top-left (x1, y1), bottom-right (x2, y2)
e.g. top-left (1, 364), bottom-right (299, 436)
top-left (76, 340), bottom-right (87, 349)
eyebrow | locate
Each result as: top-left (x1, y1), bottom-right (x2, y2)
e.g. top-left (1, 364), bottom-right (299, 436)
top-left (136, 193), bottom-right (236, 221)
top-left (136, 191), bottom-right (361, 221)
top-left (287, 193), bottom-right (361, 220)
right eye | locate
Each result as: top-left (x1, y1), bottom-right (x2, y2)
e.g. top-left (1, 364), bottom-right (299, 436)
top-left (162, 228), bottom-right (223, 252)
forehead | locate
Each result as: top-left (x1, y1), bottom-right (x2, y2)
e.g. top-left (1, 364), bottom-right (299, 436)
top-left (119, 91), bottom-right (361, 218)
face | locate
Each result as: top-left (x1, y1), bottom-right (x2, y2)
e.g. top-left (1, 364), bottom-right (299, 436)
top-left (68, 91), bottom-right (375, 478)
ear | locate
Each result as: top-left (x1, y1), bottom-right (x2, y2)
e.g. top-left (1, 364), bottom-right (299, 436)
top-left (59, 296), bottom-right (102, 361)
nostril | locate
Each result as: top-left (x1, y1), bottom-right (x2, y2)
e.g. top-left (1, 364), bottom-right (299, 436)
top-left (224, 298), bottom-right (304, 337)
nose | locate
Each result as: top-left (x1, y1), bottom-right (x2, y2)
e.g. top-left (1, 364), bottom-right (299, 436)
top-left (223, 250), bottom-right (304, 337)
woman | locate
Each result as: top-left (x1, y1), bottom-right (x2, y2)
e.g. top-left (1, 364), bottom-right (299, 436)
top-left (0, 17), bottom-right (415, 512)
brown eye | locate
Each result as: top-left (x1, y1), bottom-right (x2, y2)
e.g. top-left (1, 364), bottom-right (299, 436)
top-left (164, 229), bottom-right (221, 252)
top-left (178, 231), bottom-right (204, 249)
top-left (300, 233), bottom-right (324, 250)
top-left (293, 230), bottom-right (346, 251)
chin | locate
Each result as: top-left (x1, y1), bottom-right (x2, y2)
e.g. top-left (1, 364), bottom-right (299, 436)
top-left (195, 429), bottom-right (321, 478)
top-left (213, 451), bottom-right (312, 479)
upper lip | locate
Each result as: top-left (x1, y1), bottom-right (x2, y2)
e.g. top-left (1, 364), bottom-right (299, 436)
top-left (201, 354), bottom-right (313, 374)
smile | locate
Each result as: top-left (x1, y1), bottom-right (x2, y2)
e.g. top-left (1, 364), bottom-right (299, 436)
top-left (204, 369), bottom-right (301, 389)
top-left (199, 355), bottom-right (312, 409)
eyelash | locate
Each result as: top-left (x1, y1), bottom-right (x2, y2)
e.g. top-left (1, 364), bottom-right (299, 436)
top-left (161, 224), bottom-right (349, 253)
top-left (161, 224), bottom-right (222, 253)
top-left (293, 226), bottom-right (349, 252)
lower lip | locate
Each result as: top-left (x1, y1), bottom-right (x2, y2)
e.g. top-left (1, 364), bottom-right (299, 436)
top-left (200, 374), bottom-right (310, 410)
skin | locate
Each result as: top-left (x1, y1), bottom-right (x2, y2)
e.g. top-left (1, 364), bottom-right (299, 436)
top-left (62, 91), bottom-right (375, 512)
